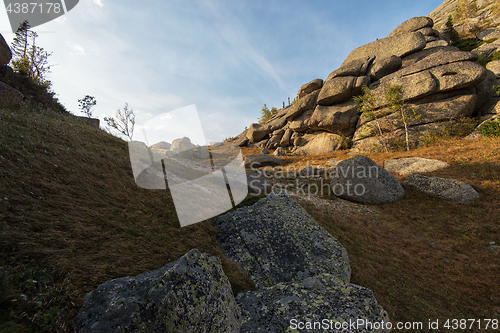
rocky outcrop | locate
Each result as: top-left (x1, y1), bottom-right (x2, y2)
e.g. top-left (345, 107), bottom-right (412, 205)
top-left (0, 33), bottom-right (23, 107)
top-left (213, 193), bottom-right (389, 332)
top-left (170, 136), bottom-right (196, 153)
top-left (330, 155), bottom-right (405, 204)
top-left (76, 249), bottom-right (241, 333)
top-left (403, 174), bottom-right (479, 204)
top-left (237, 16), bottom-right (496, 155)
top-left (0, 34), bottom-right (11, 67)
top-left (384, 157), bottom-right (450, 176)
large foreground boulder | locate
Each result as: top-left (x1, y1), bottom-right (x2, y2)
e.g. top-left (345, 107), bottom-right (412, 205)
top-left (237, 273), bottom-right (389, 333)
top-left (76, 249), bottom-right (241, 333)
top-left (330, 156), bottom-right (405, 204)
top-left (403, 174), bottom-right (479, 204)
top-left (213, 193), bottom-right (351, 288)
top-left (213, 193), bottom-right (388, 332)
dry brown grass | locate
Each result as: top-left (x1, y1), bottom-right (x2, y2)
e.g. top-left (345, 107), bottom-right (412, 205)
top-left (1, 101), bottom-right (499, 332)
top-left (0, 104), bottom-right (253, 332)
top-left (267, 138), bottom-right (500, 332)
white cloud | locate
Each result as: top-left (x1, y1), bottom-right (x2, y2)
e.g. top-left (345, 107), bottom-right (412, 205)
top-left (71, 44), bottom-right (86, 55)
top-left (89, 0), bottom-right (103, 8)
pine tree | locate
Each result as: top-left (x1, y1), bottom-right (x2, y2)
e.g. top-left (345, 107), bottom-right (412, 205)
top-left (10, 20), bottom-right (52, 87)
top-left (444, 15), bottom-right (459, 44)
top-left (258, 104), bottom-right (277, 124)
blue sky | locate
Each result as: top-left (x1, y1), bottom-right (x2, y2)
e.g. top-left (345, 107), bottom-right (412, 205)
top-left (1, 0), bottom-right (444, 144)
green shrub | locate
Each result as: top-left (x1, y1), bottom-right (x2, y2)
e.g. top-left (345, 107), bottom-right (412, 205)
top-left (478, 121), bottom-right (500, 137)
top-left (452, 37), bottom-right (484, 51)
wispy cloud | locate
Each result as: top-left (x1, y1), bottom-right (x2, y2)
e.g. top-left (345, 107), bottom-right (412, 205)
top-left (88, 0), bottom-right (103, 8)
top-left (71, 44), bottom-right (86, 55)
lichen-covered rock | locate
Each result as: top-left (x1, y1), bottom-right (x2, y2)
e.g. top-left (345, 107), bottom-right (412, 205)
top-left (403, 174), bottom-right (479, 204)
top-left (291, 131), bottom-right (345, 155)
top-left (330, 155), bottom-right (405, 204)
top-left (285, 90), bottom-right (320, 121)
top-left (289, 108), bottom-right (314, 132)
top-left (298, 78), bottom-right (323, 99)
top-left (212, 193), bottom-right (351, 289)
top-left (318, 76), bottom-right (369, 106)
top-left (388, 16), bottom-right (434, 37)
top-left (342, 31), bottom-right (427, 66)
top-left (75, 249), bottom-right (241, 333)
top-left (367, 55), bottom-right (402, 81)
top-left (384, 157), bottom-right (449, 176)
top-left (326, 56), bottom-right (374, 81)
top-left (353, 93), bottom-right (477, 141)
top-left (308, 99), bottom-right (359, 136)
top-left (237, 274), bottom-right (389, 333)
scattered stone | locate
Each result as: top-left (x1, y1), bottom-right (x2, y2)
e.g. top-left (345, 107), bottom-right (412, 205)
top-left (244, 154), bottom-right (282, 169)
top-left (384, 157), bottom-right (449, 176)
top-left (213, 193), bottom-right (389, 332)
top-left (247, 169), bottom-right (273, 195)
top-left (403, 174), bottom-right (479, 204)
top-left (76, 249), bottom-right (241, 333)
top-left (272, 147), bottom-right (286, 157)
top-left (261, 148), bottom-right (269, 154)
top-left (330, 155), bottom-right (405, 204)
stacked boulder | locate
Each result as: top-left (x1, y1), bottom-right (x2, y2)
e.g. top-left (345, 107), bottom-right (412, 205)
top-left (0, 33), bottom-right (23, 107)
top-left (235, 17), bottom-right (496, 154)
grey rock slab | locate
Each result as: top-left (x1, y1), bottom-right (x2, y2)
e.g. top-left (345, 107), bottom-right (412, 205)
top-left (308, 99), bottom-right (359, 136)
top-left (342, 31), bottom-right (427, 66)
top-left (291, 132), bottom-right (345, 156)
top-left (76, 249), bottom-right (241, 333)
top-left (367, 55), bottom-right (402, 81)
top-left (285, 89), bottom-right (320, 121)
top-left (330, 155), bottom-right (405, 204)
top-left (244, 154), bottom-right (282, 169)
top-left (212, 193), bottom-right (351, 289)
top-left (326, 56), bottom-right (375, 81)
top-left (246, 123), bottom-right (273, 143)
top-left (384, 157), bottom-right (449, 176)
top-left (237, 274), bottom-right (389, 333)
top-left (298, 78), bottom-right (323, 99)
top-left (388, 16), bottom-right (434, 37)
top-left (403, 174), bottom-right (479, 204)
top-left (317, 76), bottom-right (357, 106)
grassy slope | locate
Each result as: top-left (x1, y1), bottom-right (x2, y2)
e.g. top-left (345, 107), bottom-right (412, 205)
top-left (0, 103), bottom-right (253, 332)
top-left (0, 101), bottom-right (499, 332)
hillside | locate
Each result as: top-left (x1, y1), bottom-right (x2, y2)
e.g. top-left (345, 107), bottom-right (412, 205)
top-left (1, 2), bottom-right (500, 332)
